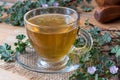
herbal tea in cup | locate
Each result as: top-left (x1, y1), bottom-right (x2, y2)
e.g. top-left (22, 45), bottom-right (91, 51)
top-left (24, 7), bottom-right (93, 72)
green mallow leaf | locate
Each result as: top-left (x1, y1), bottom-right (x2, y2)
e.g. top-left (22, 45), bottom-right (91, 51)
top-left (76, 0), bottom-right (83, 3)
top-left (95, 74), bottom-right (98, 80)
top-left (96, 64), bottom-right (104, 73)
top-left (74, 37), bottom-right (86, 47)
top-left (99, 78), bottom-right (108, 80)
top-left (48, 0), bottom-right (55, 6)
top-left (105, 60), bottom-right (115, 67)
top-left (80, 52), bottom-right (91, 62)
top-left (86, 0), bottom-right (92, 3)
top-left (14, 34), bottom-right (29, 54)
top-left (0, 2), bottom-right (6, 13)
top-left (82, 6), bottom-right (93, 12)
top-left (102, 32), bottom-right (111, 43)
top-left (111, 45), bottom-right (120, 57)
top-left (4, 43), bottom-right (11, 50)
top-left (16, 34), bottom-right (26, 40)
top-left (69, 70), bottom-right (86, 80)
top-left (88, 27), bottom-right (101, 36)
top-left (0, 43), bottom-right (14, 62)
top-left (0, 46), bottom-right (5, 53)
top-left (39, 0), bottom-right (47, 4)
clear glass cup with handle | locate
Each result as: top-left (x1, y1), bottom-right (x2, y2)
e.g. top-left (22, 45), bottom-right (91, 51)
top-left (24, 7), bottom-right (93, 73)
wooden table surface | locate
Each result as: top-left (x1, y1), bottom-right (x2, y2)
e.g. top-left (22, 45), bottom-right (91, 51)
top-left (0, 23), bottom-right (28, 80)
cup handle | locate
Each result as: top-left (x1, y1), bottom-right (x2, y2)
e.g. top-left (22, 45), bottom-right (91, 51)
top-left (73, 27), bottom-right (93, 54)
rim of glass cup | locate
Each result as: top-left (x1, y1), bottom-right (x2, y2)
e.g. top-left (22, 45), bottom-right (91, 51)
top-left (24, 6), bottom-right (79, 28)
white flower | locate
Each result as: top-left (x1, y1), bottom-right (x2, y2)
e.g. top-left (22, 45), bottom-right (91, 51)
top-left (87, 66), bottom-right (96, 74)
top-left (109, 66), bottom-right (118, 74)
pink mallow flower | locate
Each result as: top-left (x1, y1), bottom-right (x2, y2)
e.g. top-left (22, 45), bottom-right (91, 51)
top-left (53, 2), bottom-right (59, 7)
top-left (42, 4), bottom-right (48, 8)
top-left (87, 66), bottom-right (96, 74)
top-left (109, 66), bottom-right (118, 74)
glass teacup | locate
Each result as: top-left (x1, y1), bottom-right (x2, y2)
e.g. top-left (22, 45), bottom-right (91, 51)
top-left (24, 7), bottom-right (93, 72)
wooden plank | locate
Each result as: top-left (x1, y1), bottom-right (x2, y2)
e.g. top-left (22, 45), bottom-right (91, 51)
top-left (0, 68), bottom-right (28, 80)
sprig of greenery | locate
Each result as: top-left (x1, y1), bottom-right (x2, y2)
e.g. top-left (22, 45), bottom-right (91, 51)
top-left (58, 0), bottom-right (93, 12)
top-left (0, 2), bottom-right (6, 22)
top-left (111, 45), bottom-right (120, 57)
top-left (14, 34), bottom-right (29, 54)
top-left (2, 0), bottom-right (93, 26)
top-left (0, 2), bottom-right (6, 16)
top-left (0, 43), bottom-right (14, 62)
top-left (70, 20), bottom-right (119, 80)
top-left (6, 0), bottom-right (39, 26)
top-left (86, 0), bottom-right (92, 3)
top-left (0, 34), bottom-right (29, 62)
top-left (81, 6), bottom-right (93, 12)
